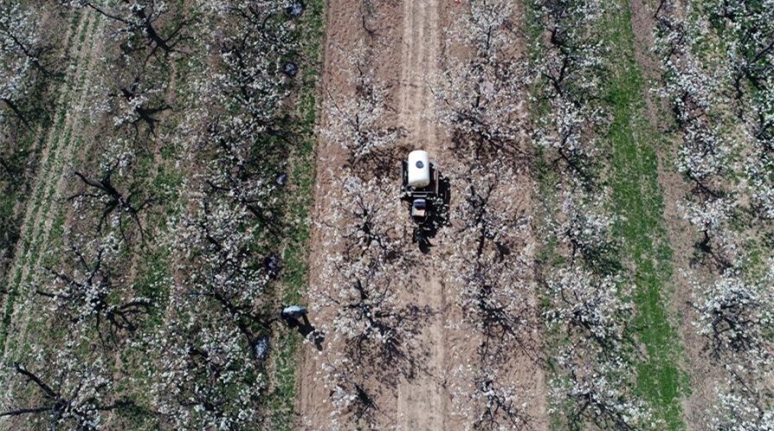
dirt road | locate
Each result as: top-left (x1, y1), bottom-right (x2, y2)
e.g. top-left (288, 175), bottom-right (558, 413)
top-left (394, 0), bottom-right (449, 429)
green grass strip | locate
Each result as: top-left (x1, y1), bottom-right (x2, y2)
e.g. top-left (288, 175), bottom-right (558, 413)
top-left (268, 0), bottom-right (324, 429)
top-left (602, 3), bottom-right (687, 430)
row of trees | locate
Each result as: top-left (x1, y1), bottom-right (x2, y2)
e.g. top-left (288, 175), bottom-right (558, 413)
top-left (435, 2), bottom-right (542, 427)
top-left (530, 0), bottom-right (660, 428)
top-left (655, 0), bottom-right (774, 428)
top-left (438, 0), bottom-right (526, 162)
top-left (656, 0), bottom-right (737, 268)
top-left (1, 0), bottom-right (314, 430)
top-left (309, 1), bottom-right (540, 427)
top-left (147, 0), bottom-right (308, 428)
top-left (311, 175), bottom-right (430, 424)
top-left (309, 12), bottom-right (427, 420)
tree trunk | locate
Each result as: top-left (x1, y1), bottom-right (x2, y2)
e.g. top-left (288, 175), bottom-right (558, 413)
top-left (0, 98), bottom-right (31, 129)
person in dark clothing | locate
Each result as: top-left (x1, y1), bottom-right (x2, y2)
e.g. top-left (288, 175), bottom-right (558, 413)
top-left (280, 305), bottom-right (308, 320)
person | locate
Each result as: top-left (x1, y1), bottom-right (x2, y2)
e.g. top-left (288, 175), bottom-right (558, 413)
top-left (281, 305), bottom-right (308, 320)
top-left (280, 305), bottom-right (323, 350)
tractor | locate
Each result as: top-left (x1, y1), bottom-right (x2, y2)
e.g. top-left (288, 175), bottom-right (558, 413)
top-left (400, 150), bottom-right (442, 246)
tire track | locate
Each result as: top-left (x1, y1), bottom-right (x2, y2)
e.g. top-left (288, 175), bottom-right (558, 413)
top-left (398, 0), bottom-right (440, 150)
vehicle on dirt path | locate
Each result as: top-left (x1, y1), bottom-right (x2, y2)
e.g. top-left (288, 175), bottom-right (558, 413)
top-left (400, 150), bottom-right (442, 246)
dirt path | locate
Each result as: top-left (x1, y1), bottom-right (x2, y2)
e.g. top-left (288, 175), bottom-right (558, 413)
top-left (397, 0), bottom-right (440, 150)
top-left (295, 0), bottom-right (353, 426)
top-left (394, 0), bottom-right (448, 428)
top-left (395, 273), bottom-right (447, 431)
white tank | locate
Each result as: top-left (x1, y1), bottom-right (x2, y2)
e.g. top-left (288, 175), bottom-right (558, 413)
top-left (407, 150), bottom-right (430, 188)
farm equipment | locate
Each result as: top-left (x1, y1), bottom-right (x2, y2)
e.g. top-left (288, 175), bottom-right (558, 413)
top-left (401, 150), bottom-right (441, 245)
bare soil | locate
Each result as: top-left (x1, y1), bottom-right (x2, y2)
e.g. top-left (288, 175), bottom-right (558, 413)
top-left (393, 0), bottom-right (447, 428)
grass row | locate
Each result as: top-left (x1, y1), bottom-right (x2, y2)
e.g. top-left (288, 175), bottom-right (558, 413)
top-left (0, 11), bottom-right (100, 357)
top-left (602, 2), bottom-right (687, 429)
top-left (267, 0), bottom-right (325, 428)
top-left (8, 15), bottom-right (102, 354)
top-left (526, 0), bottom-right (688, 428)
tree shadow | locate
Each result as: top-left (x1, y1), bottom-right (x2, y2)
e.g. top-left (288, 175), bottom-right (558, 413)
top-left (347, 304), bottom-right (434, 389)
top-left (285, 315), bottom-right (325, 350)
top-left (689, 231), bottom-right (732, 272)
